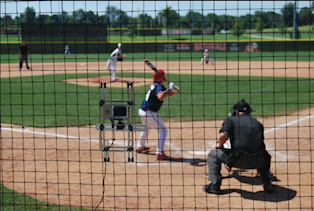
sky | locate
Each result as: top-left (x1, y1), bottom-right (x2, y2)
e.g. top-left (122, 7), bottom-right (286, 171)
top-left (0, 1), bottom-right (313, 18)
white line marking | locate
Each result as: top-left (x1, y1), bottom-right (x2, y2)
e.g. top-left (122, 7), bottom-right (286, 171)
top-left (80, 63), bottom-right (86, 65)
top-left (1, 114), bottom-right (313, 163)
top-left (264, 114), bottom-right (314, 134)
top-left (188, 114), bottom-right (314, 155)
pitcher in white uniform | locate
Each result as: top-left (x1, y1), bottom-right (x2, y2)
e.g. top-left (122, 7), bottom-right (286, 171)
top-left (105, 43), bottom-right (126, 82)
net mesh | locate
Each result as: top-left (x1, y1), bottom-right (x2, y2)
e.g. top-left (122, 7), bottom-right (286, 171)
top-left (0, 1), bottom-right (313, 210)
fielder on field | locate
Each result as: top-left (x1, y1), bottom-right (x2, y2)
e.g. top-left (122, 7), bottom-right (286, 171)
top-left (200, 49), bottom-right (214, 65)
top-left (136, 70), bottom-right (178, 160)
top-left (105, 43), bottom-right (126, 82)
top-left (64, 44), bottom-right (71, 56)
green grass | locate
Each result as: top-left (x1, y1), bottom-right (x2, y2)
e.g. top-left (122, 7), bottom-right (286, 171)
top-left (0, 183), bottom-right (94, 211)
top-left (1, 51), bottom-right (314, 64)
top-left (1, 72), bottom-right (314, 127)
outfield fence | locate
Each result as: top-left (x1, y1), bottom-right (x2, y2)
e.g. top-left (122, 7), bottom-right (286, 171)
top-left (1, 1), bottom-right (314, 210)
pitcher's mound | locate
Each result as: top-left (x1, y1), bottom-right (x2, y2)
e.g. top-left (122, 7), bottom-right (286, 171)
top-left (64, 76), bottom-right (152, 87)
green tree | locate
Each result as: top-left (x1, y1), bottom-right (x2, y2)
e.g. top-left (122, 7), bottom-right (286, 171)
top-left (158, 6), bottom-right (180, 28)
top-left (138, 13), bottom-right (154, 28)
top-left (255, 17), bottom-right (266, 33)
top-left (112, 10), bottom-right (129, 28)
top-left (98, 14), bottom-right (109, 24)
top-left (68, 9), bottom-right (86, 24)
top-left (37, 14), bottom-right (49, 24)
top-left (180, 11), bottom-right (203, 29)
top-left (232, 18), bottom-right (245, 38)
top-left (20, 7), bottom-right (36, 24)
top-left (127, 17), bottom-right (138, 37)
top-left (298, 7), bottom-right (313, 26)
top-left (281, 2), bottom-right (295, 27)
top-left (86, 11), bottom-right (97, 24)
top-left (219, 15), bottom-right (235, 31)
top-left (60, 11), bottom-right (70, 24)
top-left (278, 20), bottom-right (288, 35)
top-left (1, 15), bottom-right (15, 26)
top-left (239, 14), bottom-right (256, 30)
top-left (203, 13), bottom-right (218, 29)
top-left (106, 6), bottom-right (119, 25)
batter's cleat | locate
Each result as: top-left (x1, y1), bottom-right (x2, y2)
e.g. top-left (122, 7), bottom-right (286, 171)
top-left (203, 183), bottom-right (221, 194)
top-left (263, 182), bottom-right (275, 193)
top-left (156, 152), bottom-right (170, 160)
top-left (136, 146), bottom-right (150, 153)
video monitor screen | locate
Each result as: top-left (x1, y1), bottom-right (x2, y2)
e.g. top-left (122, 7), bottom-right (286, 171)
top-left (112, 105), bottom-right (128, 119)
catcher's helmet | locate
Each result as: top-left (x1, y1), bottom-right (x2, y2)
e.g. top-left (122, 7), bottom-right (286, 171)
top-left (153, 69), bottom-right (167, 82)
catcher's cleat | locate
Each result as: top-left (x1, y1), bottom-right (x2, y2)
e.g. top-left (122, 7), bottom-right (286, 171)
top-left (203, 183), bottom-right (221, 194)
top-left (136, 146), bottom-right (150, 153)
top-left (156, 152), bottom-right (170, 160)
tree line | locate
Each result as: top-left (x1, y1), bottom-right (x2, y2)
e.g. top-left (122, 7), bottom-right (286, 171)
top-left (1, 2), bottom-right (314, 33)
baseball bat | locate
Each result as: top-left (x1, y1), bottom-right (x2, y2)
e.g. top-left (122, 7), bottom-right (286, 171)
top-left (144, 58), bottom-right (168, 82)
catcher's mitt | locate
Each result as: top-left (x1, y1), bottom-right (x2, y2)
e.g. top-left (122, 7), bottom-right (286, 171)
top-left (117, 57), bottom-right (123, 61)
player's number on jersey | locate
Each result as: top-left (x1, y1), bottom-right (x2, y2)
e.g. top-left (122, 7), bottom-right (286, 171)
top-left (145, 84), bottom-right (155, 101)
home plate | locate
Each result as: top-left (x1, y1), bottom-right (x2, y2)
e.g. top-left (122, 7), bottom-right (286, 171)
top-left (80, 63), bottom-right (86, 65)
top-left (188, 150), bottom-right (210, 155)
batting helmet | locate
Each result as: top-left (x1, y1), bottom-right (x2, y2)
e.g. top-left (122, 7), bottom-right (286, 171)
top-left (153, 69), bottom-right (167, 82)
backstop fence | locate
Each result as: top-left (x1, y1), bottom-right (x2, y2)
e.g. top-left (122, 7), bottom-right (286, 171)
top-left (1, 1), bottom-right (314, 210)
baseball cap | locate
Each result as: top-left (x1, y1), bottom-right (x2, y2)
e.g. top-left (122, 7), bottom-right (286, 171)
top-left (232, 99), bottom-right (255, 113)
top-left (118, 43), bottom-right (122, 48)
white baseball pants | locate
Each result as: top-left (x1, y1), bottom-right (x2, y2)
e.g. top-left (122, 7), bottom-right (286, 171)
top-left (200, 57), bottom-right (214, 65)
top-left (137, 108), bottom-right (168, 155)
top-left (105, 59), bottom-right (117, 81)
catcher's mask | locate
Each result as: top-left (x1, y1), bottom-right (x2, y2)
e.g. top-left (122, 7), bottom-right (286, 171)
top-left (230, 99), bottom-right (255, 116)
top-left (153, 69), bottom-right (167, 82)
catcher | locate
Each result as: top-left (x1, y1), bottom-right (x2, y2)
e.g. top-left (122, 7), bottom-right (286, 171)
top-left (105, 43), bottom-right (126, 82)
top-left (136, 70), bottom-right (179, 160)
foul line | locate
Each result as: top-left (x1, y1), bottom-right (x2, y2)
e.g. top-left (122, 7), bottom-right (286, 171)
top-left (1, 114), bottom-right (314, 160)
top-left (188, 114), bottom-right (314, 155)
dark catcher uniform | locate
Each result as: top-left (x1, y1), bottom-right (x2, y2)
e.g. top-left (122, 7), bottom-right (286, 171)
top-left (19, 43), bottom-right (30, 70)
top-left (204, 99), bottom-right (274, 194)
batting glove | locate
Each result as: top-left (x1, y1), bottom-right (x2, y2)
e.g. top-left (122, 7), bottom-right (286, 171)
top-left (169, 82), bottom-right (174, 90)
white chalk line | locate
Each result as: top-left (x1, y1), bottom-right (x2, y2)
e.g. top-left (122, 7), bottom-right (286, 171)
top-left (188, 114), bottom-right (314, 156)
top-left (1, 114), bottom-right (313, 164)
top-left (0, 126), bottom-right (189, 166)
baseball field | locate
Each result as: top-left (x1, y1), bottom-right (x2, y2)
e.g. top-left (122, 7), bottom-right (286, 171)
top-left (1, 53), bottom-right (314, 210)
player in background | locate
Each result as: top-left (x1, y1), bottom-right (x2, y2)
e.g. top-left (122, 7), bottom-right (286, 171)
top-left (105, 43), bottom-right (126, 82)
top-left (136, 70), bottom-right (178, 160)
top-left (19, 40), bottom-right (31, 70)
top-left (200, 49), bottom-right (214, 65)
top-left (64, 44), bottom-right (71, 56)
